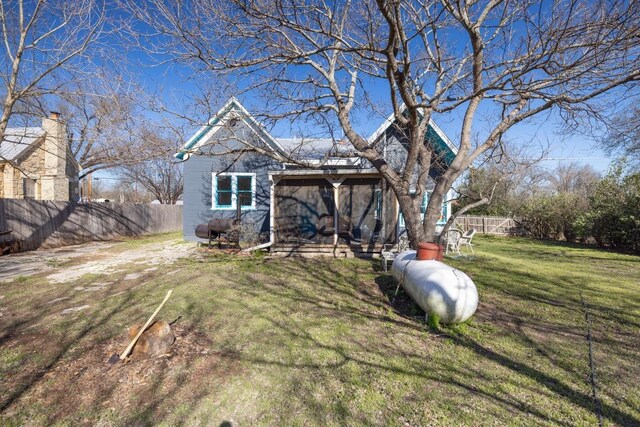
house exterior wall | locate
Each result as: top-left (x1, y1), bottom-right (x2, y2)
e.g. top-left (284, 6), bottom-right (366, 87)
top-left (182, 151), bottom-right (278, 243)
top-left (179, 100), bottom-right (457, 246)
top-left (184, 152), bottom-right (452, 244)
top-left (1, 141), bottom-right (45, 199)
top-left (184, 156), bottom-right (452, 245)
top-left (375, 125), bottom-right (453, 236)
top-left (0, 117), bottom-right (78, 201)
top-left (380, 128), bottom-right (409, 173)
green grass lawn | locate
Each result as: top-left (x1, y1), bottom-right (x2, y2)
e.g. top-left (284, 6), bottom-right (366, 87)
top-left (1, 235), bottom-right (639, 426)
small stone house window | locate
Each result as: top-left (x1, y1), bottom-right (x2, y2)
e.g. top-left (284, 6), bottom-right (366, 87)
top-left (23, 178), bottom-right (36, 199)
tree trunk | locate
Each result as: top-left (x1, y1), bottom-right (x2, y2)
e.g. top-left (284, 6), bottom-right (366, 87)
top-left (396, 193), bottom-right (426, 248)
top-left (423, 184), bottom-right (447, 243)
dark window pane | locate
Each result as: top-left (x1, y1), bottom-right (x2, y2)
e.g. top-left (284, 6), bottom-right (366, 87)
top-left (217, 192), bottom-right (232, 206)
top-left (237, 176), bottom-right (252, 191)
top-left (238, 192), bottom-right (252, 207)
top-left (217, 176), bottom-right (232, 191)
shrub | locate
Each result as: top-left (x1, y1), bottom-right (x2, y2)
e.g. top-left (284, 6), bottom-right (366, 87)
top-left (577, 166), bottom-right (640, 253)
top-left (517, 192), bottom-right (582, 241)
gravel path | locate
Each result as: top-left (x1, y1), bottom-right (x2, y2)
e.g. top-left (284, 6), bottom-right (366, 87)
top-left (0, 239), bottom-right (194, 283)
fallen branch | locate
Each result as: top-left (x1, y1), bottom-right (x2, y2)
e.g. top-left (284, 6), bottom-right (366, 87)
top-left (119, 289), bottom-right (173, 360)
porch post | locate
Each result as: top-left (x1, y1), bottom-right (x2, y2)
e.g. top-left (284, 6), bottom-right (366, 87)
top-left (395, 197), bottom-right (400, 242)
top-left (269, 175), bottom-right (279, 244)
top-left (327, 177), bottom-right (345, 246)
top-left (333, 185), bottom-right (339, 246)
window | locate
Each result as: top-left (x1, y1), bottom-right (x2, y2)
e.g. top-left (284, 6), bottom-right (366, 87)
top-left (212, 173), bottom-right (256, 210)
top-left (237, 175), bottom-right (253, 208)
top-left (216, 176), bottom-right (233, 207)
top-left (374, 189), bottom-right (383, 220)
top-left (398, 192), bottom-right (448, 227)
top-left (23, 178), bottom-right (36, 199)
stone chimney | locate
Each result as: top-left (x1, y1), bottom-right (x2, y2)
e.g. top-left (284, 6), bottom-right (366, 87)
top-left (40, 112), bottom-right (70, 200)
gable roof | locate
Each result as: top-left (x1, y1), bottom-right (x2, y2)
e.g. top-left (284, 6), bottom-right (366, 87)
top-left (175, 97), bottom-right (285, 161)
top-left (177, 98), bottom-right (458, 168)
top-left (367, 110), bottom-right (458, 166)
top-left (0, 127), bottom-right (45, 162)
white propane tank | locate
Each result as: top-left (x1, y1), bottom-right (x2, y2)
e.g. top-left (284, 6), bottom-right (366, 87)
top-left (391, 251), bottom-right (478, 323)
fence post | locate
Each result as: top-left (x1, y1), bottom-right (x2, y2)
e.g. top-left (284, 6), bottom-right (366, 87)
top-left (482, 217), bottom-right (487, 234)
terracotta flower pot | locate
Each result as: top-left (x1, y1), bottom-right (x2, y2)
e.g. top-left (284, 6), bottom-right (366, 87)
top-left (417, 242), bottom-right (444, 261)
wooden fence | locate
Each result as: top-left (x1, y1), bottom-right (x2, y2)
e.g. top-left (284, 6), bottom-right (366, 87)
top-left (0, 199), bottom-right (182, 252)
top-left (453, 215), bottom-right (526, 236)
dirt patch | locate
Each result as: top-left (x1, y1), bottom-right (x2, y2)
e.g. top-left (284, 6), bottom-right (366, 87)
top-left (0, 237), bottom-right (194, 284)
top-left (0, 243), bottom-right (117, 283)
top-left (2, 323), bottom-right (241, 425)
top-left (46, 241), bottom-right (194, 284)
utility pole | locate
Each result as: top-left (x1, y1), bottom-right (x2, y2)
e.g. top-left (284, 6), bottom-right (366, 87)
top-left (87, 173), bottom-right (92, 202)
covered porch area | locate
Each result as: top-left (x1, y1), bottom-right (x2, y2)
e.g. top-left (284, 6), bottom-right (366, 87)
top-left (268, 169), bottom-right (398, 258)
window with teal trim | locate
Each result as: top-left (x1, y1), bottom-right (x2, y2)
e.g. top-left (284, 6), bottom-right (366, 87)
top-left (237, 176), bottom-right (253, 207)
top-left (398, 192), bottom-right (448, 227)
top-left (212, 173), bottom-right (256, 210)
top-left (216, 176), bottom-right (233, 207)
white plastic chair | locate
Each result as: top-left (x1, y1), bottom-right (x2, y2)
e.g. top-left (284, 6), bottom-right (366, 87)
top-left (445, 228), bottom-right (463, 255)
top-left (445, 228), bottom-right (476, 256)
top-left (381, 232), bottom-right (410, 272)
top-left (457, 228), bottom-right (476, 255)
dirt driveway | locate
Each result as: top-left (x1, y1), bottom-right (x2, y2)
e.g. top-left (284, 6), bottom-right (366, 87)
top-left (0, 235), bottom-right (194, 284)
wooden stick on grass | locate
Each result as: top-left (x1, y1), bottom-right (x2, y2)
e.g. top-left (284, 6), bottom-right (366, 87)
top-left (119, 289), bottom-right (173, 360)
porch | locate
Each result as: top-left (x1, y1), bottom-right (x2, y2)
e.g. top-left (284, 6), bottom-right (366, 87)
top-left (268, 169), bottom-right (398, 257)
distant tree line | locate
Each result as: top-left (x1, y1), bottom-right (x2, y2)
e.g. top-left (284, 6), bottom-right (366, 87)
top-left (456, 160), bottom-right (640, 254)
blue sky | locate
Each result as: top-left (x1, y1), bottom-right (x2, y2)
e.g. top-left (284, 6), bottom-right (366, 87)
top-left (93, 5), bottom-right (623, 180)
top-left (90, 54), bottom-right (616, 183)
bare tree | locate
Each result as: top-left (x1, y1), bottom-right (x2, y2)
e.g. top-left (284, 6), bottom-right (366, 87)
top-left (91, 177), bottom-right (155, 203)
top-left (119, 158), bottom-right (183, 204)
top-left (55, 70), bottom-right (176, 178)
top-left (117, 127), bottom-right (184, 204)
top-left (0, 0), bottom-right (106, 159)
top-left (0, 1), bottom-right (173, 178)
top-left (602, 105), bottom-right (640, 168)
top-left (130, 0), bottom-right (640, 245)
top-left (546, 162), bottom-right (600, 196)
top-left (439, 148), bottom-right (540, 239)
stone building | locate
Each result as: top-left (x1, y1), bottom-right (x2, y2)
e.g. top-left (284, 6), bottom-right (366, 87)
top-left (0, 112), bottom-right (80, 201)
